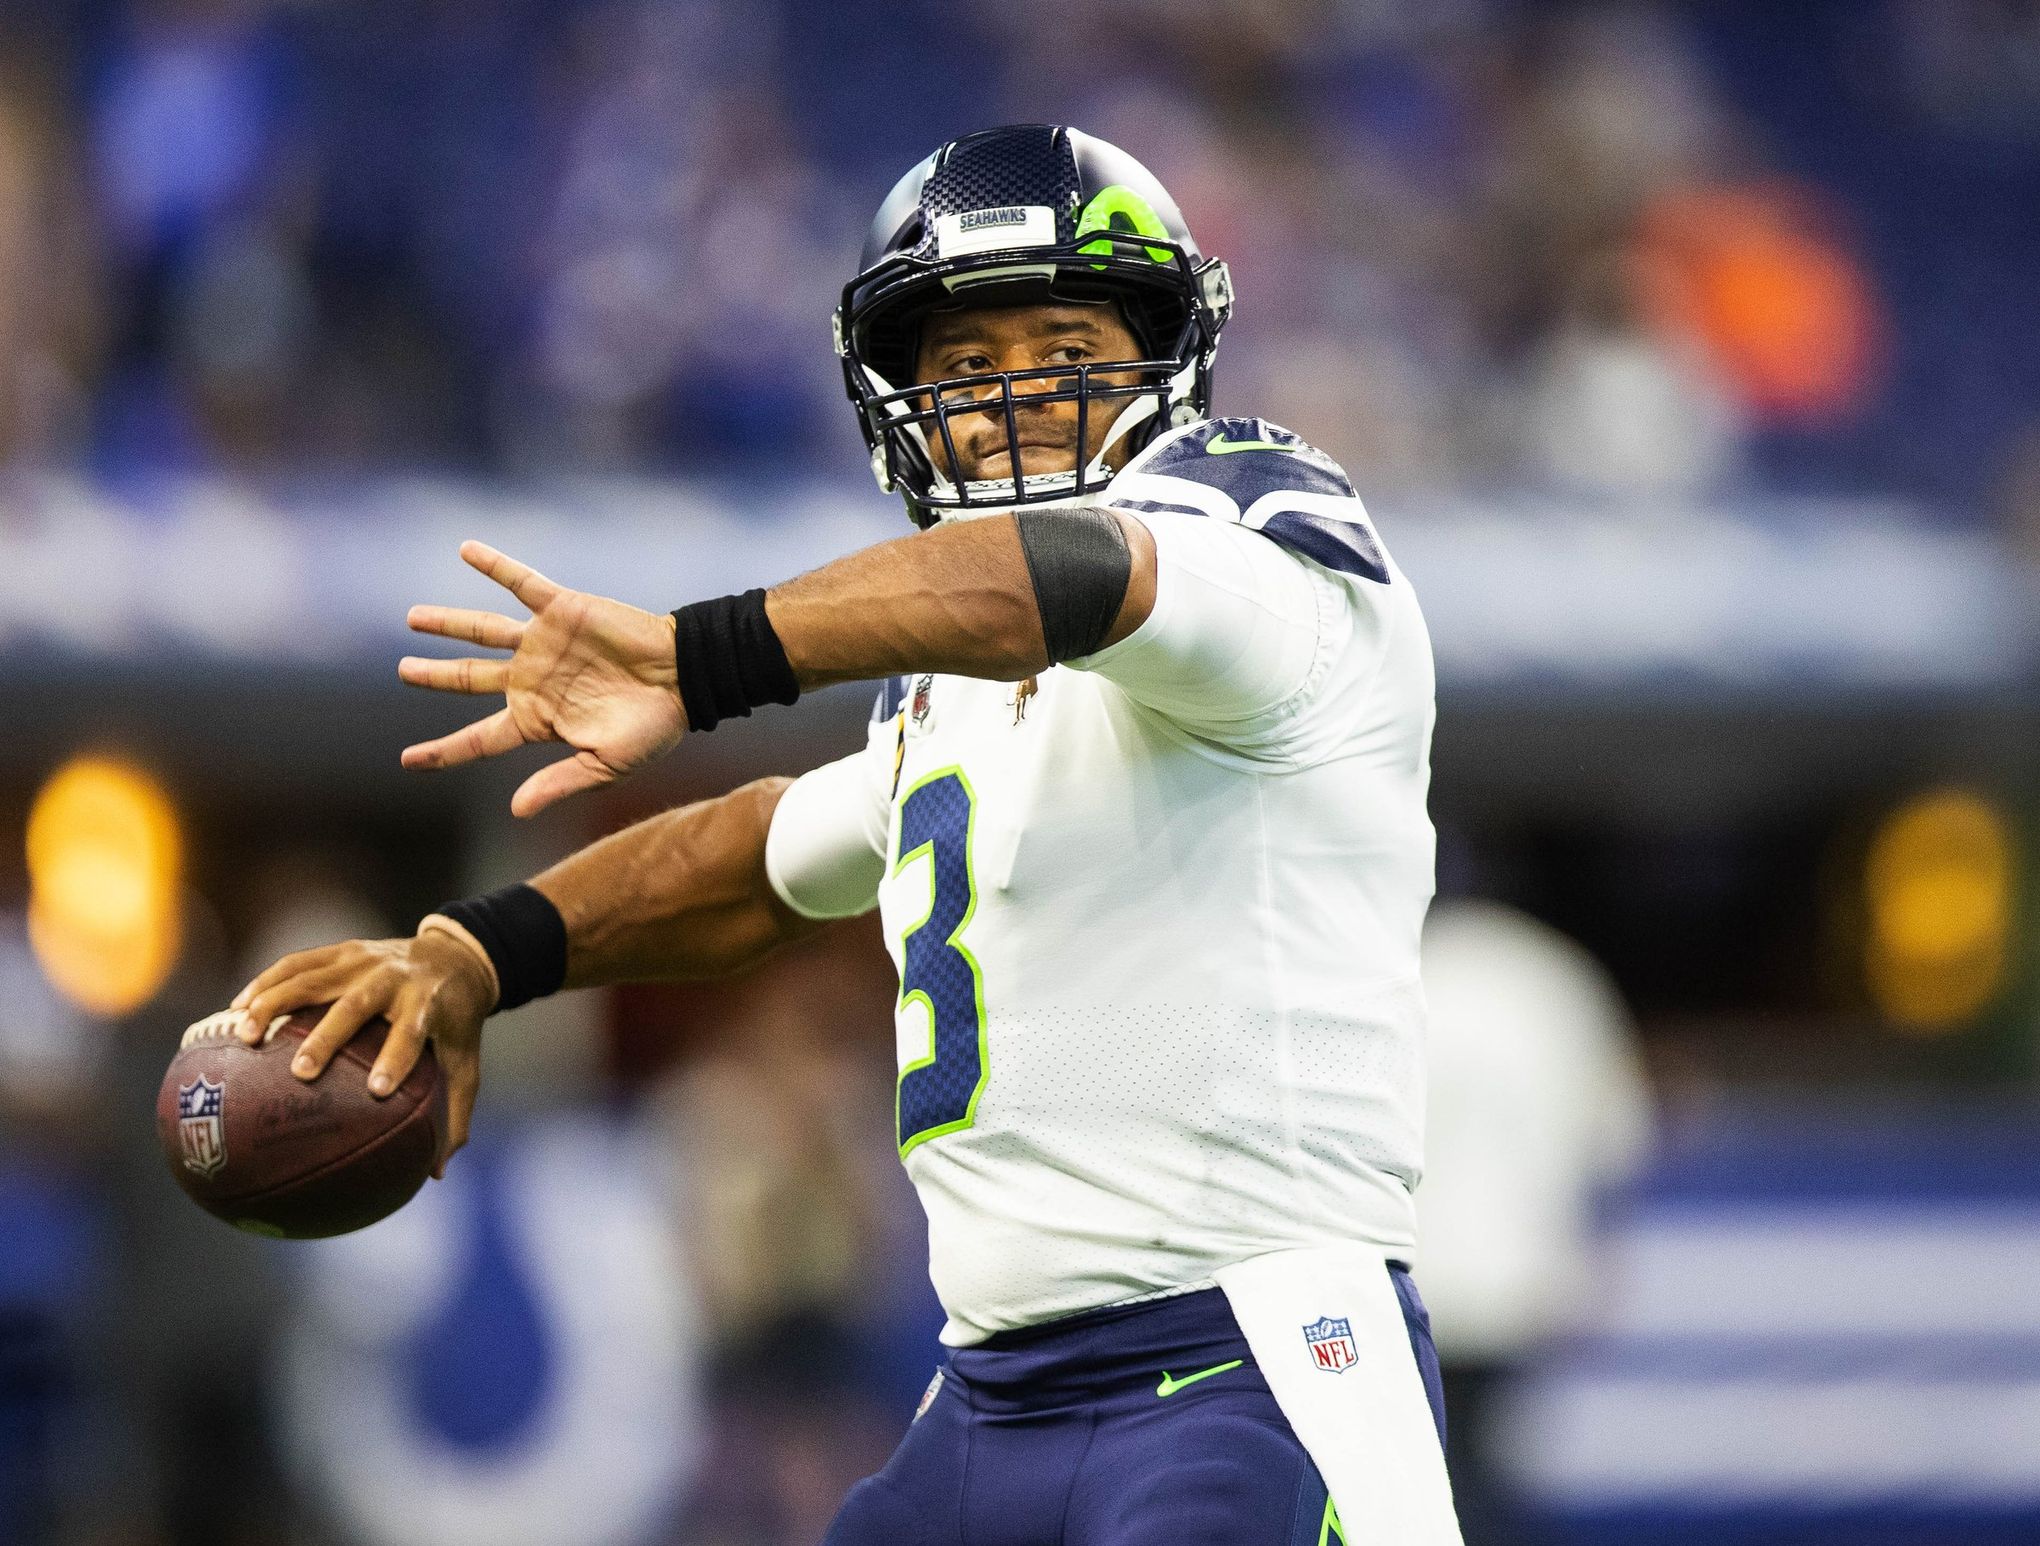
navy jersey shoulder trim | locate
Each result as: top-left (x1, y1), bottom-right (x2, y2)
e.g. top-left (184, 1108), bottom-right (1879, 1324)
top-left (1117, 417), bottom-right (1388, 584)
top-left (1260, 510), bottom-right (1389, 586)
top-left (1134, 417), bottom-right (1358, 506)
top-left (874, 674), bottom-right (907, 722)
top-left (1112, 496), bottom-right (1214, 520)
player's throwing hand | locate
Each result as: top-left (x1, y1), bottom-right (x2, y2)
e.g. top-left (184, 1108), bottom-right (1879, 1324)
top-left (399, 540), bottom-right (685, 816)
top-left (229, 929), bottom-right (496, 1177)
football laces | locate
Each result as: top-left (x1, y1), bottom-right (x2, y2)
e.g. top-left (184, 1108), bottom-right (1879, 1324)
top-left (179, 1010), bottom-right (290, 1049)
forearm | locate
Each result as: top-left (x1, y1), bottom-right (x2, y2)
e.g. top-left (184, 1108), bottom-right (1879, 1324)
top-left (763, 510), bottom-right (1154, 689)
top-left (530, 777), bottom-right (819, 987)
top-left (765, 516), bottom-right (1044, 687)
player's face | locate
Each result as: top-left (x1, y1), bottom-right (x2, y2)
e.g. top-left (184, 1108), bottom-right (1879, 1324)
top-left (912, 303), bottom-right (1147, 485)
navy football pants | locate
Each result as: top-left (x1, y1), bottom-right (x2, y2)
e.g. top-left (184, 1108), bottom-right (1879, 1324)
top-left (823, 1271), bottom-right (1446, 1546)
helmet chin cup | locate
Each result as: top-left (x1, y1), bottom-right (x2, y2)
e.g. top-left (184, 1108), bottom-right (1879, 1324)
top-left (870, 441), bottom-right (895, 494)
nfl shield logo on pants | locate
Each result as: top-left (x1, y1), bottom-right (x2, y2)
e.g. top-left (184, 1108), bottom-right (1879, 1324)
top-left (1302, 1315), bottom-right (1359, 1373)
top-left (177, 1075), bottom-right (227, 1177)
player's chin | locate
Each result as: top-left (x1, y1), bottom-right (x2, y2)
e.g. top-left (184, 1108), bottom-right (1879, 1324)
top-left (968, 445), bottom-right (1081, 483)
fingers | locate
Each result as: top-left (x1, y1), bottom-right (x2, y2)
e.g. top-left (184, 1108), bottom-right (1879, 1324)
top-left (401, 706), bottom-right (531, 770)
top-left (240, 967), bottom-right (362, 1044)
top-left (233, 945), bottom-right (360, 1043)
top-left (434, 1048), bottom-right (480, 1180)
top-left (510, 749), bottom-right (614, 819)
top-left (293, 974), bottom-right (398, 1082)
top-left (231, 960), bottom-right (293, 1020)
top-left (366, 990), bottom-right (429, 1098)
top-left (406, 605), bottom-right (526, 650)
top-left (461, 540), bottom-right (562, 613)
top-left (398, 655), bottom-right (510, 696)
top-left (233, 944), bottom-right (346, 1012)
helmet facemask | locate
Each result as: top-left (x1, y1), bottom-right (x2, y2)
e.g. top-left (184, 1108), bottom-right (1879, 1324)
top-left (841, 231), bottom-right (1230, 526)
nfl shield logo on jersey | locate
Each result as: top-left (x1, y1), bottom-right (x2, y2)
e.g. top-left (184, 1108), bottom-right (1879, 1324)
top-left (177, 1075), bottom-right (227, 1177)
top-left (1302, 1315), bottom-right (1358, 1373)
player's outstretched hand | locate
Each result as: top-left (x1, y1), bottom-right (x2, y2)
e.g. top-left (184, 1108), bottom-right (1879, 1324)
top-left (229, 932), bottom-right (495, 1178)
top-left (399, 540), bottom-right (685, 817)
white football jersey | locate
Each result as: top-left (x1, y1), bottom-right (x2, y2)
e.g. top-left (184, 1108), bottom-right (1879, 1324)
top-left (765, 416), bottom-right (1437, 1345)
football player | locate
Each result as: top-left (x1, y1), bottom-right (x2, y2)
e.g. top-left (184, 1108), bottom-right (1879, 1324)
top-left (235, 125), bottom-right (1459, 1543)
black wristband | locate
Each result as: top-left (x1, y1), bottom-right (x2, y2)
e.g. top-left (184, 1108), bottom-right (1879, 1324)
top-left (671, 588), bottom-right (801, 732)
top-left (435, 883), bottom-right (567, 1013)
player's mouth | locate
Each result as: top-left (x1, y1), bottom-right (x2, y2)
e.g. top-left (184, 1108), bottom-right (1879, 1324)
top-left (965, 438), bottom-right (1079, 480)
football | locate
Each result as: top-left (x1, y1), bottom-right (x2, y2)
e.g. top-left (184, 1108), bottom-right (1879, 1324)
top-left (157, 1006), bottom-right (446, 1238)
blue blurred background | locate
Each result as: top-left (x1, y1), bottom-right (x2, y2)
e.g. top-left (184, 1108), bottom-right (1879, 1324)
top-left (4, 1), bottom-right (2040, 1543)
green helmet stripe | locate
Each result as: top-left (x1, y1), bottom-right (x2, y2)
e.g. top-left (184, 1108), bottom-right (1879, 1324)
top-left (1074, 184), bottom-right (1174, 266)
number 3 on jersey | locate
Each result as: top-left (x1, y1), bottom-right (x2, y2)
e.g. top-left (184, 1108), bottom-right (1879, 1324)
top-left (892, 768), bottom-right (989, 1156)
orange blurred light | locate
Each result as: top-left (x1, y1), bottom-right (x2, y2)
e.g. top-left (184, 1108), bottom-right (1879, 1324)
top-left (1634, 183), bottom-right (1885, 424)
top-left (25, 756), bottom-right (184, 1017)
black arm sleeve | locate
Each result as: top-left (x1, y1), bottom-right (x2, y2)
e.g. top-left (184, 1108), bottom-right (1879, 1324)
top-left (1013, 506), bottom-right (1133, 664)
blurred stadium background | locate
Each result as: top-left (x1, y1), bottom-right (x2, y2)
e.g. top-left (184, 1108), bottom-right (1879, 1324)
top-left (3, 1), bottom-right (2040, 1543)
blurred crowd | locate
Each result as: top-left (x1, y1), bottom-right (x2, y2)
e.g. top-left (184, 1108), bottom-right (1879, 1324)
top-left (0, 0), bottom-right (2035, 519)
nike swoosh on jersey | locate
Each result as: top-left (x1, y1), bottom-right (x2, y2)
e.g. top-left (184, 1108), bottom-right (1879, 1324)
top-left (1204, 436), bottom-right (1298, 455)
top-left (1155, 1359), bottom-right (1244, 1397)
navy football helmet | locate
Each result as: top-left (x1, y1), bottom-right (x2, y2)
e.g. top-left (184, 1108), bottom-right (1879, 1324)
top-left (836, 125), bottom-right (1232, 525)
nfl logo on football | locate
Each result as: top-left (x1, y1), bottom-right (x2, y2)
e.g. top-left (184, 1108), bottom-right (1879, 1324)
top-left (1301, 1315), bottom-right (1358, 1373)
top-left (177, 1076), bottom-right (227, 1177)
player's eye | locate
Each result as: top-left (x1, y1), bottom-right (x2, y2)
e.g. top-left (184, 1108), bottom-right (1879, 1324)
top-left (1048, 344), bottom-right (1093, 364)
top-left (946, 353), bottom-right (994, 375)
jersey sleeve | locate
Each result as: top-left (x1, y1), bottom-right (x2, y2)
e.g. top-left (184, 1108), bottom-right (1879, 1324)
top-left (1066, 418), bottom-right (1398, 759)
top-left (762, 689), bottom-right (896, 919)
